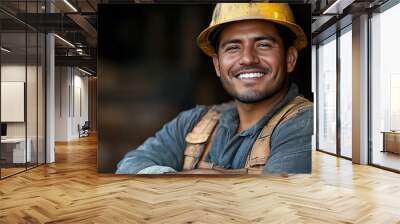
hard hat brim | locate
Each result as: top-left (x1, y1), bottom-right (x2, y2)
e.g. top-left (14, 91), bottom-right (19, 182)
top-left (197, 17), bottom-right (308, 56)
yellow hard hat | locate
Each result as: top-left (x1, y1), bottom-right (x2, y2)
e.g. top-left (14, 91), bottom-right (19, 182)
top-left (197, 3), bottom-right (308, 56)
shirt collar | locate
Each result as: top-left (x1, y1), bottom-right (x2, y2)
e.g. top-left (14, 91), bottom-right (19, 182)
top-left (219, 83), bottom-right (300, 136)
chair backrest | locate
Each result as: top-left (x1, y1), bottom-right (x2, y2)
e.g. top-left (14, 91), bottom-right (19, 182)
top-left (82, 121), bottom-right (90, 129)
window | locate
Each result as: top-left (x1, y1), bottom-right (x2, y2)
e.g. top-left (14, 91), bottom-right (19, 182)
top-left (371, 2), bottom-right (400, 171)
top-left (317, 35), bottom-right (337, 154)
top-left (339, 27), bottom-right (352, 158)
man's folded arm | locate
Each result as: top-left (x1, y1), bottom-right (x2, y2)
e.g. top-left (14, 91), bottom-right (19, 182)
top-left (115, 106), bottom-right (207, 174)
top-left (264, 107), bottom-right (313, 174)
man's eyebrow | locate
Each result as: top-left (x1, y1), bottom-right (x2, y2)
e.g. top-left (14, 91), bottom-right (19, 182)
top-left (220, 39), bottom-right (241, 49)
top-left (219, 36), bottom-right (278, 48)
top-left (254, 36), bottom-right (278, 43)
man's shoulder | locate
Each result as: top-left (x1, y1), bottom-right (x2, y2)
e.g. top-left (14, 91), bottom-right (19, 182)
top-left (180, 104), bottom-right (209, 116)
top-left (275, 100), bottom-right (313, 135)
top-left (211, 101), bottom-right (236, 112)
top-left (269, 100), bottom-right (313, 154)
top-left (179, 101), bottom-right (235, 120)
top-left (175, 104), bottom-right (209, 124)
top-left (174, 101), bottom-right (235, 133)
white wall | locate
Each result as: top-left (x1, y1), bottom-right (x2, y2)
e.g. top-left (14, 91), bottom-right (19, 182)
top-left (55, 67), bottom-right (89, 141)
top-left (1, 65), bottom-right (26, 130)
top-left (1, 63), bottom-right (46, 163)
top-left (1, 64), bottom-right (26, 81)
top-left (1, 64), bottom-right (38, 138)
top-left (55, 66), bottom-right (69, 141)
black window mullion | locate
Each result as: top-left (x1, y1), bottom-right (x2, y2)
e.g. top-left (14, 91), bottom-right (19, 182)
top-left (36, 0), bottom-right (39, 168)
top-left (367, 11), bottom-right (373, 165)
top-left (316, 44), bottom-right (320, 151)
top-left (24, 0), bottom-right (28, 171)
top-left (336, 28), bottom-right (341, 157)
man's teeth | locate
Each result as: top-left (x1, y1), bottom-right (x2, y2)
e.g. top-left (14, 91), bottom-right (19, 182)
top-left (238, 72), bottom-right (265, 79)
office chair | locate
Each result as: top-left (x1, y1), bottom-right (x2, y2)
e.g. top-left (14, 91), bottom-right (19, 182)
top-left (79, 121), bottom-right (90, 138)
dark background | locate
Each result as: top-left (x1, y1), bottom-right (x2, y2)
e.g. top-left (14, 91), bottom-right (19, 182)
top-left (97, 4), bottom-right (311, 173)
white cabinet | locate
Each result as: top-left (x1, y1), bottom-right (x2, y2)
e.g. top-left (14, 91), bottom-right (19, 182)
top-left (1, 138), bottom-right (32, 163)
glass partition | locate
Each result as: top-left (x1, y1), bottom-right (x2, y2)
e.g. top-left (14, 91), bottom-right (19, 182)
top-left (339, 27), bottom-right (352, 158)
top-left (0, 1), bottom-right (46, 179)
top-left (371, 3), bottom-right (400, 171)
top-left (27, 0), bottom-right (40, 170)
top-left (27, 30), bottom-right (38, 169)
top-left (1, 31), bottom-right (28, 177)
top-left (317, 35), bottom-right (337, 155)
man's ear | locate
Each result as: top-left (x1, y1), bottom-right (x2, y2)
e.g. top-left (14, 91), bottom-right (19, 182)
top-left (286, 46), bottom-right (298, 73)
top-left (212, 54), bottom-right (221, 78)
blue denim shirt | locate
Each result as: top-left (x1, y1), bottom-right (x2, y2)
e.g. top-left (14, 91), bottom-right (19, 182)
top-left (116, 83), bottom-right (313, 174)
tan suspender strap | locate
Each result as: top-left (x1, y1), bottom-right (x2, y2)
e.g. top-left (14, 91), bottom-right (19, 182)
top-left (182, 97), bottom-right (312, 173)
top-left (196, 124), bottom-right (219, 169)
top-left (183, 107), bottom-right (220, 170)
top-left (199, 122), bottom-right (218, 163)
top-left (182, 102), bottom-right (233, 171)
top-left (245, 96), bottom-right (313, 171)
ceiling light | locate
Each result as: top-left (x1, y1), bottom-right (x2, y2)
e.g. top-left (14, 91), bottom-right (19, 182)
top-left (63, 0), bottom-right (78, 12)
top-left (54, 34), bottom-right (75, 48)
top-left (1, 47), bottom-right (11, 53)
top-left (322, 0), bottom-right (355, 15)
top-left (77, 67), bottom-right (93, 76)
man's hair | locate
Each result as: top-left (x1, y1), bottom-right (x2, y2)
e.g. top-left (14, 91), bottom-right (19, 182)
top-left (209, 21), bottom-right (296, 54)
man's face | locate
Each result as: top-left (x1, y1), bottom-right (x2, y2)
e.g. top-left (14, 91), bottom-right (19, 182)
top-left (212, 20), bottom-right (298, 104)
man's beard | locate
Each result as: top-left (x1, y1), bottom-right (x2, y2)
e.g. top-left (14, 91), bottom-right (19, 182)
top-left (220, 71), bottom-right (288, 104)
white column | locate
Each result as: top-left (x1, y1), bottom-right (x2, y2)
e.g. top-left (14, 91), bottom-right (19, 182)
top-left (46, 33), bottom-right (55, 163)
top-left (46, 1), bottom-right (55, 163)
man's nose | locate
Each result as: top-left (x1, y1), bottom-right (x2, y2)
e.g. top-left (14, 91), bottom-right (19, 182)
top-left (239, 46), bottom-right (259, 65)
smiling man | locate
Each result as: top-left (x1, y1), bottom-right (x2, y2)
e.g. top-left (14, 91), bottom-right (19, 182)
top-left (116, 3), bottom-right (313, 175)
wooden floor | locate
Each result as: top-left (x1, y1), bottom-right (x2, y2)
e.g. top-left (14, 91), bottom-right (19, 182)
top-left (372, 150), bottom-right (400, 171)
top-left (1, 135), bottom-right (400, 223)
top-left (1, 167), bottom-right (26, 178)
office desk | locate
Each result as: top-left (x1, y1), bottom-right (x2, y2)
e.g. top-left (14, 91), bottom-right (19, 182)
top-left (382, 131), bottom-right (400, 154)
top-left (1, 138), bottom-right (31, 163)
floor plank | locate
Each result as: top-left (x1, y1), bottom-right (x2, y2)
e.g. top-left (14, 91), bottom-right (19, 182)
top-left (1, 135), bottom-right (400, 223)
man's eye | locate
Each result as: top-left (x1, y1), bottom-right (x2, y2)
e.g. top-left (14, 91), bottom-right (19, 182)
top-left (225, 45), bottom-right (239, 52)
top-left (258, 42), bottom-right (272, 48)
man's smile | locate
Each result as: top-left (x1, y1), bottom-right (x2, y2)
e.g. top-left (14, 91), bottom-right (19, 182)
top-left (232, 68), bottom-right (272, 85)
top-left (237, 72), bottom-right (265, 79)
